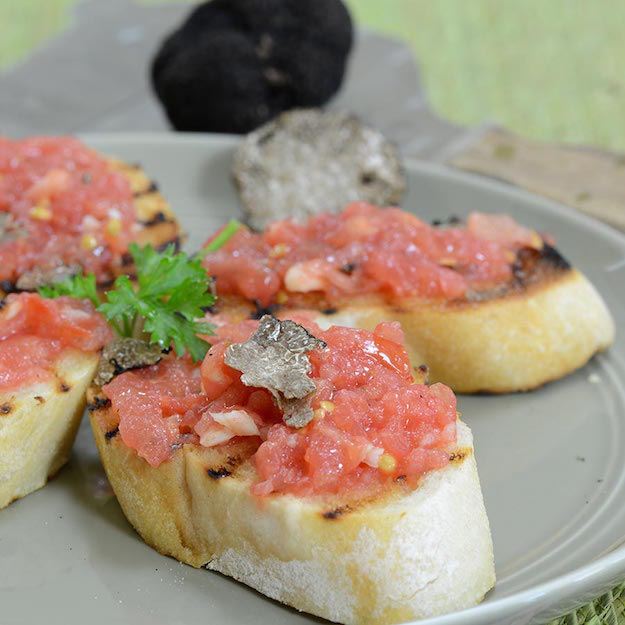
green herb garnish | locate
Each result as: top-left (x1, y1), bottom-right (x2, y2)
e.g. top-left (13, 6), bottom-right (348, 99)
top-left (198, 219), bottom-right (242, 257)
top-left (40, 273), bottom-right (99, 308)
top-left (39, 243), bottom-right (215, 361)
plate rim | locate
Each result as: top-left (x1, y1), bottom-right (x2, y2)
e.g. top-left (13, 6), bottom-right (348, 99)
top-left (79, 131), bottom-right (625, 625)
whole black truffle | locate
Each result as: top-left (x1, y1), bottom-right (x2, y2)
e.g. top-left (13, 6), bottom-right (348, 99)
top-left (151, 0), bottom-right (354, 133)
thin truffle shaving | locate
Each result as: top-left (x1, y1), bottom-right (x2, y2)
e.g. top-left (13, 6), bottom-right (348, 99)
top-left (0, 213), bottom-right (26, 244)
top-left (224, 315), bottom-right (326, 427)
top-left (95, 337), bottom-right (165, 386)
top-left (16, 262), bottom-right (81, 291)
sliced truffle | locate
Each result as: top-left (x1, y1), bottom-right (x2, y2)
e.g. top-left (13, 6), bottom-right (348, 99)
top-left (224, 315), bottom-right (326, 428)
top-left (233, 109), bottom-right (406, 229)
top-left (0, 213), bottom-right (26, 244)
top-left (151, 0), bottom-right (353, 133)
top-left (15, 263), bottom-right (81, 291)
top-left (94, 338), bottom-right (165, 386)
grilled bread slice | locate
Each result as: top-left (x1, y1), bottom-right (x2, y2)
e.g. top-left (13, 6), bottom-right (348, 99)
top-left (0, 350), bottom-right (99, 509)
top-left (216, 247), bottom-right (614, 393)
top-left (89, 391), bottom-right (494, 625)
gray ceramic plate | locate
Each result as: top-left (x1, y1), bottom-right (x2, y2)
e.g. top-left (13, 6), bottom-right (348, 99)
top-left (1, 134), bottom-right (624, 625)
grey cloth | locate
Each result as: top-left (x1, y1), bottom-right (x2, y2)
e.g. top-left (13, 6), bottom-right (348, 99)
top-left (0, 0), bottom-right (464, 158)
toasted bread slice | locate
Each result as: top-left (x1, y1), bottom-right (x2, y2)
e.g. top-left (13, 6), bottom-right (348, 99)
top-left (0, 350), bottom-right (99, 509)
top-left (217, 249), bottom-right (614, 393)
top-left (89, 390), bottom-right (494, 624)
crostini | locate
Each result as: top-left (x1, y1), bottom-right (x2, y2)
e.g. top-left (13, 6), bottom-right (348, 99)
top-left (0, 136), bottom-right (179, 295)
top-left (201, 203), bottom-right (615, 393)
top-left (0, 293), bottom-right (112, 509)
top-left (89, 314), bottom-right (495, 624)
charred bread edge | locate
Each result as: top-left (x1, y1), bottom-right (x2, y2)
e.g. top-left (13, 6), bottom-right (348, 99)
top-left (0, 351), bottom-right (99, 509)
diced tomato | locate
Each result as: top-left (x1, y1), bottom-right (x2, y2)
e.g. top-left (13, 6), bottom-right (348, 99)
top-left (102, 357), bottom-right (203, 467)
top-left (0, 136), bottom-right (136, 284)
top-left (467, 212), bottom-right (541, 249)
top-left (104, 317), bottom-right (458, 496)
top-left (0, 293), bottom-right (112, 392)
top-left (202, 202), bottom-right (546, 305)
top-left (200, 342), bottom-right (240, 398)
top-left (0, 335), bottom-right (59, 391)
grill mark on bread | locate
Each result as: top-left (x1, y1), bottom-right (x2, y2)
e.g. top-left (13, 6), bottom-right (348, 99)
top-left (59, 381), bottom-right (71, 393)
top-left (449, 447), bottom-right (472, 463)
top-left (0, 402), bottom-right (13, 415)
top-left (207, 467), bottom-right (232, 479)
top-left (134, 181), bottom-right (160, 198)
top-left (322, 505), bottom-right (352, 520)
top-left (512, 243), bottom-right (571, 287)
top-left (87, 396), bottom-right (112, 412)
top-left (139, 210), bottom-right (173, 226)
top-left (105, 426), bottom-right (120, 440)
top-left (206, 455), bottom-right (244, 479)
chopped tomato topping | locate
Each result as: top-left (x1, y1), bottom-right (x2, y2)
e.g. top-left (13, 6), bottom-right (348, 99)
top-left (0, 293), bottom-right (112, 392)
top-left (103, 358), bottom-right (206, 467)
top-left (104, 318), bottom-right (458, 497)
top-left (0, 136), bottom-right (136, 284)
top-left (202, 203), bottom-right (545, 307)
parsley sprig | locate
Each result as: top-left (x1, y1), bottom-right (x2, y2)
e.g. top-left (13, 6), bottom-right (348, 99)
top-left (198, 219), bottom-right (242, 257)
top-left (39, 243), bottom-right (216, 361)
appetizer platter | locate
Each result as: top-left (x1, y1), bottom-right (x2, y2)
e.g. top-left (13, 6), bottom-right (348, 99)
top-left (1, 132), bottom-right (625, 625)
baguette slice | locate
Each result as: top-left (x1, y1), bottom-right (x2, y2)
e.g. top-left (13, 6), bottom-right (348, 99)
top-left (217, 249), bottom-right (614, 393)
top-left (0, 350), bottom-right (99, 509)
top-left (89, 391), bottom-right (495, 625)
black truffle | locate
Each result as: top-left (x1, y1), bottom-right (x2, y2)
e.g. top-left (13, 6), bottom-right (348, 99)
top-left (151, 0), bottom-right (354, 133)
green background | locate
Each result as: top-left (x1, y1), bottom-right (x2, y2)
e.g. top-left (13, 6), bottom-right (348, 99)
top-left (2, 0), bottom-right (624, 150)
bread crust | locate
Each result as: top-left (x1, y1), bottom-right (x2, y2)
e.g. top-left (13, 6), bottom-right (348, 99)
top-left (216, 252), bottom-right (615, 393)
top-left (106, 158), bottom-right (181, 258)
top-left (89, 396), bottom-right (495, 624)
top-left (0, 350), bottom-right (99, 509)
